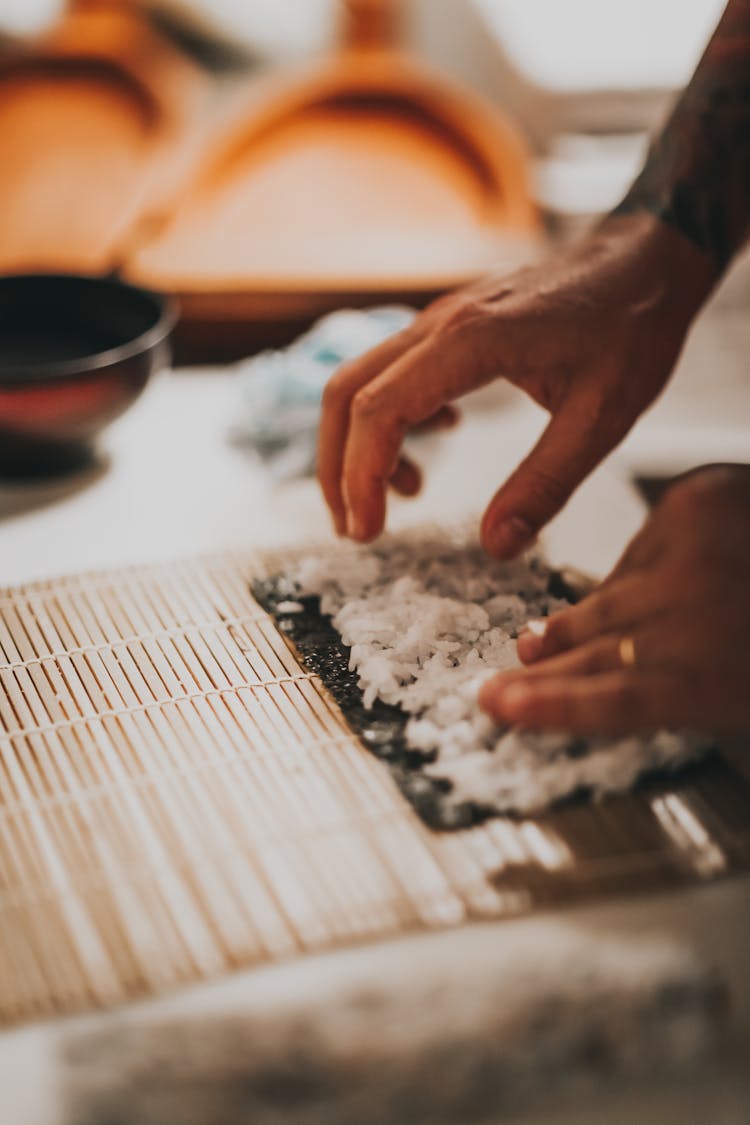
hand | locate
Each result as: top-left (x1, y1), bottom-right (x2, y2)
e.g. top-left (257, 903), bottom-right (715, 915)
top-left (318, 212), bottom-right (714, 554)
top-left (479, 465), bottom-right (750, 737)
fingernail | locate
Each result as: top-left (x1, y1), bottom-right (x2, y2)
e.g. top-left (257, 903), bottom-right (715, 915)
top-left (487, 516), bottom-right (535, 559)
top-left (517, 619), bottom-right (547, 663)
top-left (345, 509), bottom-right (366, 541)
top-left (497, 681), bottom-right (533, 721)
top-left (479, 672), bottom-right (518, 718)
top-left (479, 674), bottom-right (531, 723)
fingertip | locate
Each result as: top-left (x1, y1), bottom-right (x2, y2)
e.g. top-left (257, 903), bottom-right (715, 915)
top-left (414, 404), bottom-right (461, 433)
top-left (479, 674), bottom-right (534, 724)
top-left (440, 403), bottom-right (461, 429)
top-left (478, 674), bottom-right (503, 720)
top-left (345, 509), bottom-right (367, 542)
top-left (517, 620), bottom-right (547, 663)
top-left (319, 480), bottom-right (346, 536)
top-left (482, 514), bottom-right (536, 559)
top-left (345, 504), bottom-right (384, 543)
top-left (479, 673), bottom-right (515, 720)
top-left (494, 681), bottom-right (534, 722)
top-left (342, 470), bottom-right (387, 542)
top-left (479, 497), bottom-right (498, 543)
top-left (394, 481), bottom-right (421, 499)
top-left (390, 457), bottom-right (422, 497)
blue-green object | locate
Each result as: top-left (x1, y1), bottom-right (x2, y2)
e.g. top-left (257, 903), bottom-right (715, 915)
top-left (231, 306), bottom-right (414, 480)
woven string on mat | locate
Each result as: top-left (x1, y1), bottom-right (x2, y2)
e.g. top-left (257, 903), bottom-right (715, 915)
top-left (0, 550), bottom-right (748, 1027)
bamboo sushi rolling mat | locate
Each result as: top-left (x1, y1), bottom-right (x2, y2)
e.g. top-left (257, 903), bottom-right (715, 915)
top-left (1, 549), bottom-right (749, 1028)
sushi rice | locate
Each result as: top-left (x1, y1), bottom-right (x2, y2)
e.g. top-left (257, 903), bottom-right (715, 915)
top-left (289, 529), bottom-right (707, 816)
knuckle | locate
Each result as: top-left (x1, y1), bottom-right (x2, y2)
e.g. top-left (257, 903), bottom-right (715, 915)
top-left (424, 292), bottom-right (458, 321)
top-left (584, 640), bottom-right (614, 673)
top-left (525, 467), bottom-right (570, 512)
top-left (543, 612), bottom-right (574, 652)
top-left (321, 374), bottom-right (348, 412)
top-left (436, 296), bottom-right (482, 337)
top-left (680, 465), bottom-right (750, 518)
top-left (685, 463), bottom-right (737, 493)
top-left (351, 386), bottom-right (386, 423)
top-left (590, 588), bottom-right (619, 632)
top-left (614, 532), bottom-right (649, 574)
top-left (662, 474), bottom-right (703, 516)
top-left (578, 387), bottom-right (625, 442)
top-left (661, 464), bottom-right (737, 516)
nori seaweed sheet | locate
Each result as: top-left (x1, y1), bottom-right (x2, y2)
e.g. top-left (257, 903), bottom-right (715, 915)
top-left (253, 571), bottom-right (579, 832)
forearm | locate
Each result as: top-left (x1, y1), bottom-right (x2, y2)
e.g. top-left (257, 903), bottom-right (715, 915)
top-left (614, 0), bottom-right (750, 274)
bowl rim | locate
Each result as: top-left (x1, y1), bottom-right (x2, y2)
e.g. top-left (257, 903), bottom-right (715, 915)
top-left (0, 273), bottom-right (178, 384)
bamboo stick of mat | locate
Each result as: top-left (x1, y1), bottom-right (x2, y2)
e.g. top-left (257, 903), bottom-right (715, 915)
top-left (0, 551), bottom-right (748, 1027)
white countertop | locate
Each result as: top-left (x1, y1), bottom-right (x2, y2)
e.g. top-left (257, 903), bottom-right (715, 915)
top-left (0, 364), bottom-right (647, 589)
top-left (3, 300), bottom-right (748, 590)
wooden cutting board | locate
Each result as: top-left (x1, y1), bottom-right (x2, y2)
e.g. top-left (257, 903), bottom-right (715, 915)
top-left (0, 1), bottom-right (207, 275)
top-left (124, 0), bottom-right (539, 359)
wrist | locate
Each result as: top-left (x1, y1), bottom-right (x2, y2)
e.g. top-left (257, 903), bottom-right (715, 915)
top-left (596, 210), bottom-right (717, 323)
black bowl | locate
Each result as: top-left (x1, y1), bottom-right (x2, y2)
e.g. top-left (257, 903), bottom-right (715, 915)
top-left (0, 273), bottom-right (176, 477)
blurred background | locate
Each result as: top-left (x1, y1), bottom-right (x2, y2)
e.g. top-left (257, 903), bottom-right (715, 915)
top-left (0, 0), bottom-right (748, 493)
top-left (0, 0), bottom-right (729, 234)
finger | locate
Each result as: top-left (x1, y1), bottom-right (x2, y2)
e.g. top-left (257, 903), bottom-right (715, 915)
top-left (411, 404), bottom-right (461, 433)
top-left (487, 635), bottom-right (627, 703)
top-left (317, 321), bottom-right (425, 533)
top-left (480, 670), bottom-right (691, 736)
top-left (602, 520), bottom-right (664, 586)
top-left (518, 517), bottom-right (666, 663)
top-left (517, 574), bottom-right (665, 663)
top-left (479, 635), bottom-right (627, 713)
top-left (342, 329), bottom-right (500, 542)
top-left (480, 385), bottom-right (628, 559)
top-left (389, 455), bottom-right (422, 497)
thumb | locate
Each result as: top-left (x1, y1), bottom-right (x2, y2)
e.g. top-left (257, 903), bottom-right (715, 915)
top-left (481, 392), bottom-right (622, 558)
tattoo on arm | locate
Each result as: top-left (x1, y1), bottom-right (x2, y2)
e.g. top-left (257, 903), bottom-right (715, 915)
top-left (614, 0), bottom-right (750, 272)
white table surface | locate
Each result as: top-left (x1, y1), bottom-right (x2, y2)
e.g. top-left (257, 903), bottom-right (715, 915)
top-left (1, 323), bottom-right (748, 1124)
top-left (0, 366), bottom-right (646, 589)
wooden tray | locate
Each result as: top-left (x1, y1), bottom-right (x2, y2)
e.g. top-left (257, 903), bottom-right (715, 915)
top-left (0, 1), bottom-right (207, 275)
top-left (0, 548), bottom-right (748, 1028)
top-left (125, 0), bottom-right (539, 360)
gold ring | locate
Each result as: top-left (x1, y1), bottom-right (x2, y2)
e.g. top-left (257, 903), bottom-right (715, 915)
top-left (618, 635), bottom-right (637, 669)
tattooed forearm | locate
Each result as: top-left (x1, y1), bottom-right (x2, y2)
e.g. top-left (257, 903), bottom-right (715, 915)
top-left (614, 0), bottom-right (750, 272)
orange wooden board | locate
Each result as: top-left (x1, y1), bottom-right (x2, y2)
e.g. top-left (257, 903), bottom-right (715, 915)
top-left (0, 5), bottom-right (206, 276)
top-left (125, 41), bottom-right (539, 358)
